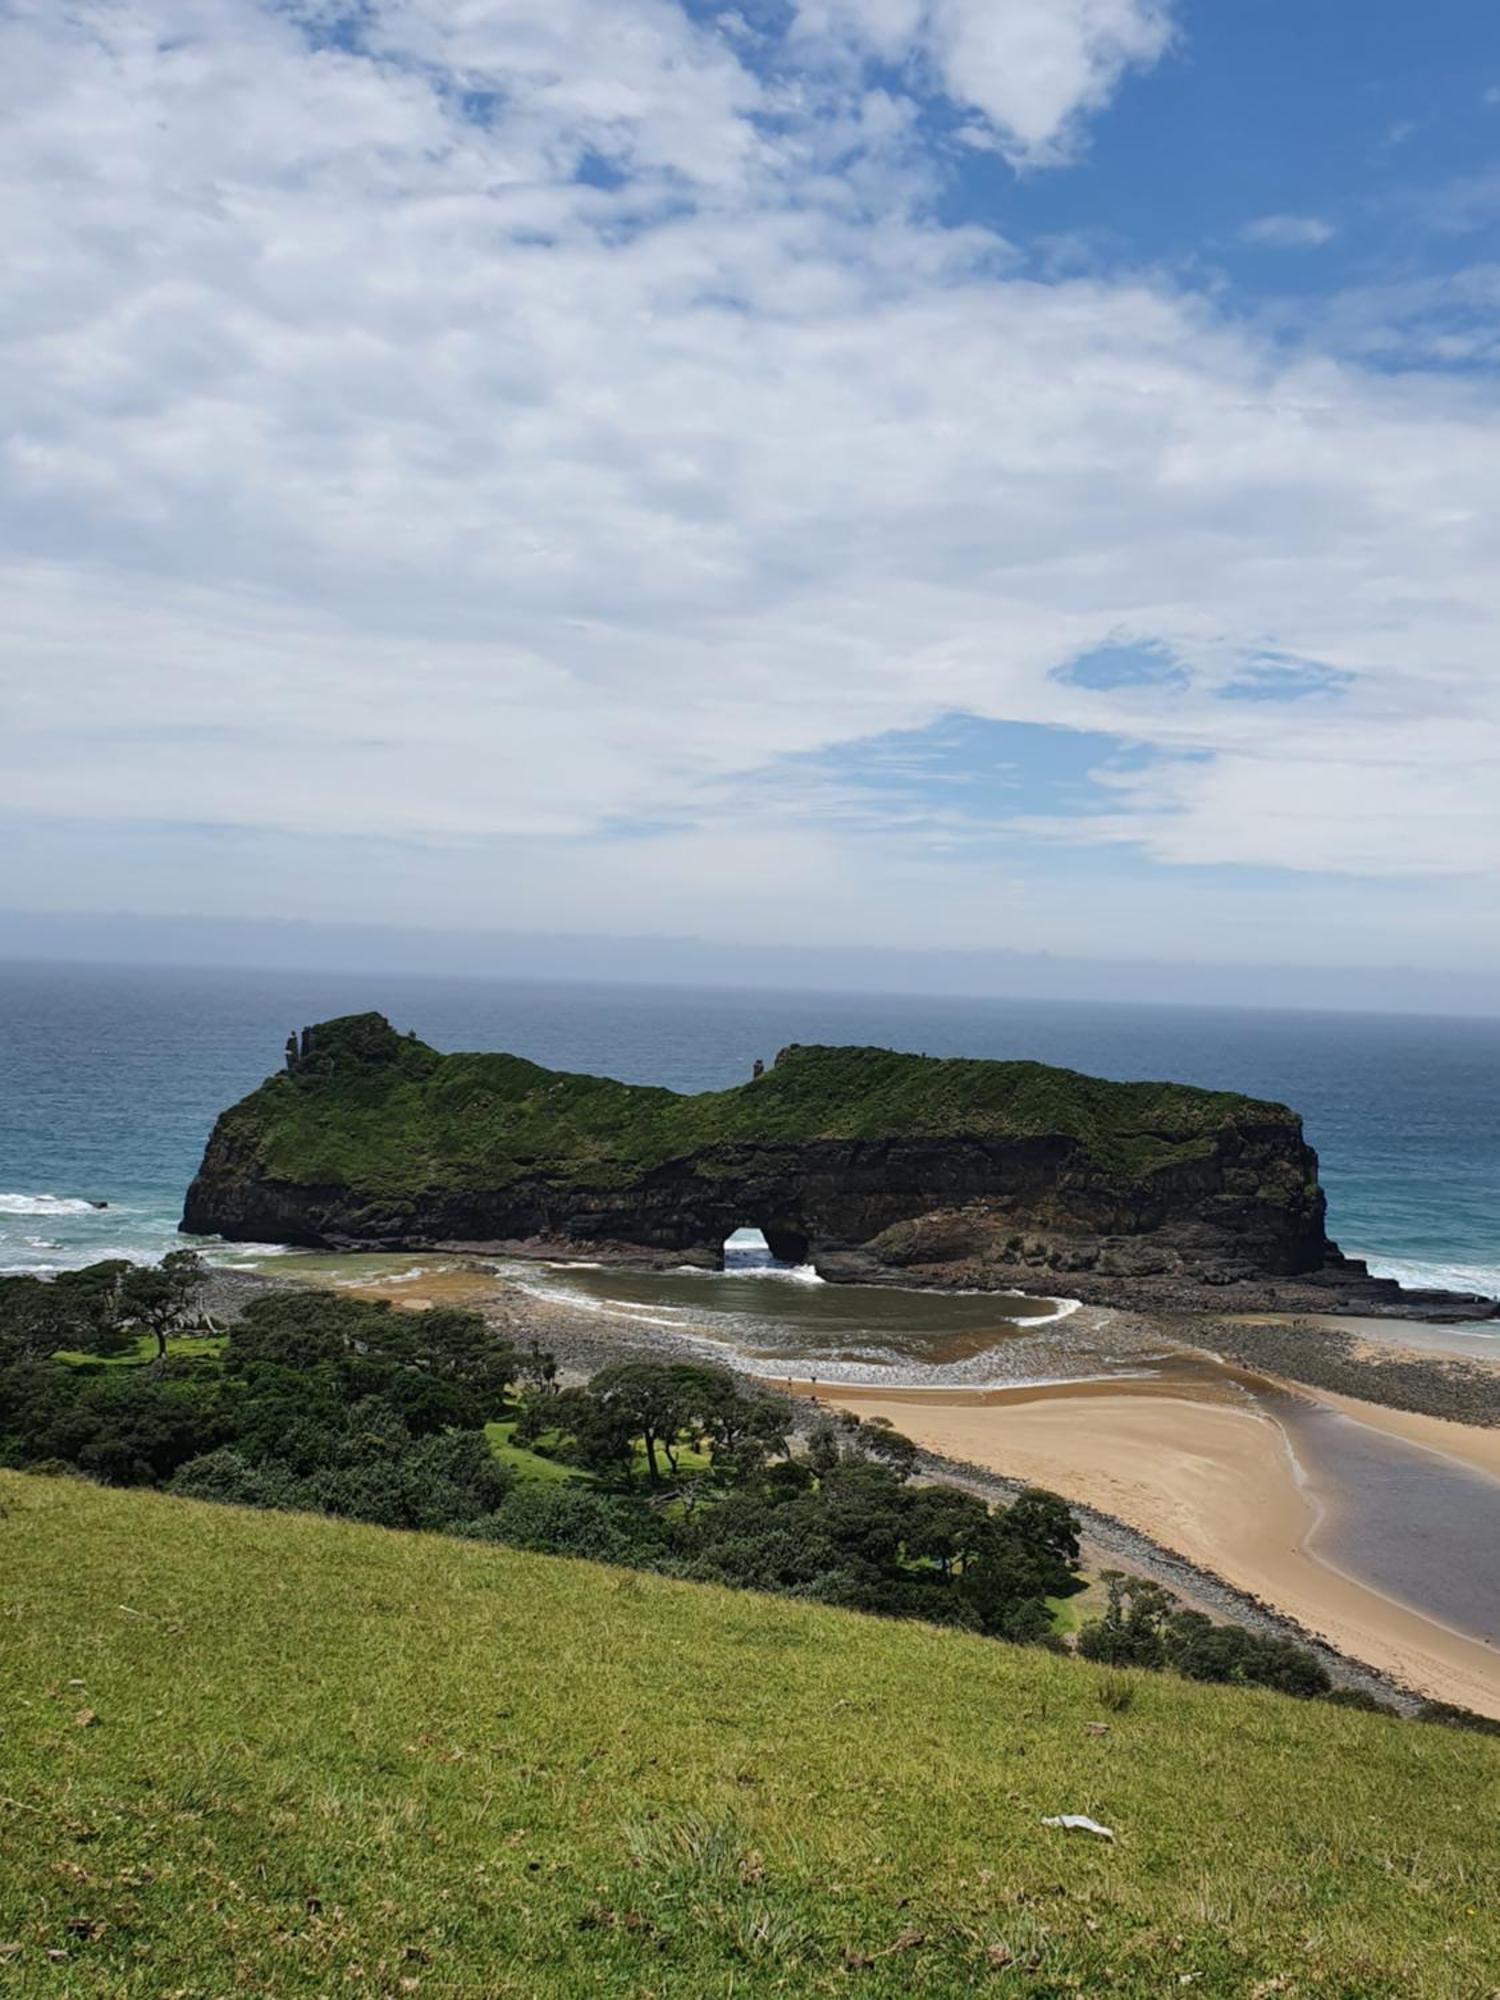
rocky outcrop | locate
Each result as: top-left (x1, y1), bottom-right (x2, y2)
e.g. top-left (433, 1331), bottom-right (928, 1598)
top-left (182, 1013), bottom-right (1496, 1320)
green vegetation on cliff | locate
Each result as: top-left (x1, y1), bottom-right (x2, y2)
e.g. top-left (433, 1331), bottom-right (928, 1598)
top-left (209, 1012), bottom-right (1295, 1198)
top-left (4, 1471), bottom-right (1498, 1997)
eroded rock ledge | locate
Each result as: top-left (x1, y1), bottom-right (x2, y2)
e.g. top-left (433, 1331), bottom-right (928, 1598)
top-left (182, 1012), bottom-right (1496, 1322)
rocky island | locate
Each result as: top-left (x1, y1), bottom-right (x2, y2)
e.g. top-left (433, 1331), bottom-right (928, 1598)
top-left (185, 1013), bottom-right (1494, 1318)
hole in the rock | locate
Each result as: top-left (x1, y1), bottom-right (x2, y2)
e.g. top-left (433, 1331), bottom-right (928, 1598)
top-left (723, 1225), bottom-right (810, 1271)
top-left (724, 1226), bottom-right (776, 1271)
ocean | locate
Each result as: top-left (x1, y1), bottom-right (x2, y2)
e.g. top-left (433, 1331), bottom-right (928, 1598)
top-left (2, 959), bottom-right (1498, 1305)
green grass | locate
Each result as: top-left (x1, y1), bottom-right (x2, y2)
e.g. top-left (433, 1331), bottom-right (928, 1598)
top-left (484, 1420), bottom-right (712, 1488)
top-left (484, 1419), bottom-right (588, 1485)
top-left (3, 1473), bottom-right (1498, 1997)
top-left (202, 1011), bottom-right (1297, 1200)
top-left (1044, 1577), bottom-right (1108, 1637)
top-left (53, 1333), bottom-right (226, 1370)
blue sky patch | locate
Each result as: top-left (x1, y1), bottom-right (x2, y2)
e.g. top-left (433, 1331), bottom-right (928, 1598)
top-left (1053, 641), bottom-right (1190, 693)
top-left (1218, 657), bottom-right (1354, 703)
top-left (801, 712), bottom-right (1173, 825)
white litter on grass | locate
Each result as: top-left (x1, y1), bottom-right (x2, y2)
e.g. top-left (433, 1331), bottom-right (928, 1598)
top-left (1042, 1815), bottom-right (1115, 1841)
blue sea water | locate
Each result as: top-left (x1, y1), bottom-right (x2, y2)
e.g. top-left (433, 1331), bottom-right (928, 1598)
top-left (2, 959), bottom-right (1498, 1302)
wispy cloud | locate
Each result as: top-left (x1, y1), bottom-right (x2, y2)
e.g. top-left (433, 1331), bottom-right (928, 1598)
top-left (1241, 213), bottom-right (1337, 249)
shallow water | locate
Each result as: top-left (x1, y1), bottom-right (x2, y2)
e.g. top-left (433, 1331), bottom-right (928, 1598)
top-left (1276, 1396), bottom-right (1500, 1647)
top-left (502, 1255), bottom-right (1079, 1385)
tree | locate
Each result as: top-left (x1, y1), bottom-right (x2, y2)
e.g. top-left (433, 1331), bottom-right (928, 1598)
top-left (800, 1459), bottom-right (910, 1574)
top-left (806, 1417), bottom-right (843, 1478)
top-left (1076, 1572), bottom-right (1175, 1668)
top-left (700, 1385), bottom-right (790, 1483)
top-left (406, 1308), bottom-right (517, 1408)
top-left (118, 1251), bottom-right (209, 1363)
top-left (852, 1417), bottom-right (919, 1481)
top-left (586, 1362), bottom-right (728, 1484)
top-left (0, 1274), bottom-right (80, 1363)
top-left (544, 1385), bottom-right (637, 1480)
top-left (1164, 1611), bottom-right (1331, 1698)
top-left (0, 1263), bottom-right (140, 1363)
top-left (1004, 1488), bottom-right (1081, 1585)
top-left (905, 1486), bottom-right (995, 1578)
top-left (518, 1340), bottom-right (559, 1397)
top-left (805, 1412), bottom-right (919, 1482)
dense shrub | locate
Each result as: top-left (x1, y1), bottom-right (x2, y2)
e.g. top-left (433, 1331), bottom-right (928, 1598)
top-left (1, 1276), bottom-right (516, 1536)
top-left (462, 1485), bottom-right (672, 1565)
top-left (1078, 1572), bottom-right (1332, 1697)
top-left (1416, 1699), bottom-right (1500, 1736)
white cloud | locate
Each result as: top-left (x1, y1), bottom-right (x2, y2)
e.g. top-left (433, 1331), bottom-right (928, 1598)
top-left (2, 0), bottom-right (1500, 973)
top-left (796, 0), bottom-right (1176, 164)
top-left (1241, 214), bottom-right (1337, 249)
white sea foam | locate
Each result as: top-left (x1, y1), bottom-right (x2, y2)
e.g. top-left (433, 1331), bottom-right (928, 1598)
top-left (757, 1262), bottom-right (825, 1285)
top-left (333, 1264), bottom-right (435, 1287)
top-left (201, 1241), bottom-right (299, 1262)
top-left (517, 1280), bottom-right (701, 1335)
top-left (0, 1192), bottom-right (106, 1217)
top-left (1355, 1250), bottom-right (1500, 1303)
top-left (1028, 1294), bottom-right (1083, 1325)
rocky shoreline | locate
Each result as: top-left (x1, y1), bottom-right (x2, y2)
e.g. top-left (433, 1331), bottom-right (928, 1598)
top-left (1199, 1314), bottom-right (1500, 1426)
top-left (816, 1254), bottom-right (1499, 1324)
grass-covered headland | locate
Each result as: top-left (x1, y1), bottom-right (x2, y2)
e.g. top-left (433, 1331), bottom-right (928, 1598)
top-left (223, 1013), bottom-right (1291, 1193)
top-left (5, 1472), bottom-right (1500, 1998)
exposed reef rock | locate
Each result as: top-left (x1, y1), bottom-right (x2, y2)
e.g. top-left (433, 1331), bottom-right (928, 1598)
top-left (183, 1013), bottom-right (1496, 1321)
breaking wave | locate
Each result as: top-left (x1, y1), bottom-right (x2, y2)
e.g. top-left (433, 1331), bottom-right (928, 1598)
top-left (1355, 1250), bottom-right (1500, 1309)
top-left (0, 1192), bottom-right (105, 1217)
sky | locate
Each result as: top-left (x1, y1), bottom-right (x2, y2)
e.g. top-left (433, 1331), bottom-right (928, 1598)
top-left (3, 0), bottom-right (1500, 1005)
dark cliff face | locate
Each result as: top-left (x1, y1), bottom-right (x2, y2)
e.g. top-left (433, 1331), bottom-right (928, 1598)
top-left (182, 1013), bottom-right (1335, 1294)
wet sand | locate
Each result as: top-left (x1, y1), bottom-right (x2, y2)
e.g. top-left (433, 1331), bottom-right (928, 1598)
top-left (795, 1373), bottom-right (1500, 1718)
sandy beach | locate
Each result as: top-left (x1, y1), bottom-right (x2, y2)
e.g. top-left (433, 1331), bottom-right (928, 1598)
top-left (797, 1373), bottom-right (1500, 1718)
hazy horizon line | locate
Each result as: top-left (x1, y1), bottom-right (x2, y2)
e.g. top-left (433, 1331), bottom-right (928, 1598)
top-left (2, 909), bottom-right (1496, 1026)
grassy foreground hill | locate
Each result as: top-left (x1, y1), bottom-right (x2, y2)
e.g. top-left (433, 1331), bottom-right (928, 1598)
top-left (3, 1474), bottom-right (1498, 1998)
